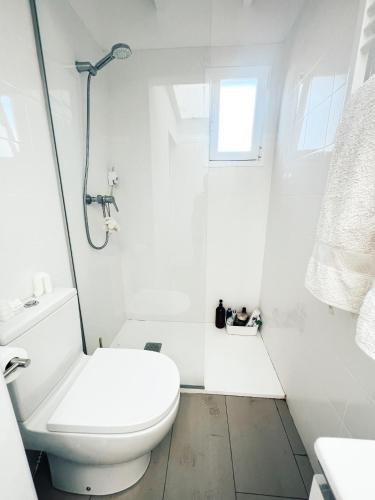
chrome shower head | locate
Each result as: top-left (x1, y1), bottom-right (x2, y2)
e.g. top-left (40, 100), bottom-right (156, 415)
top-left (111, 43), bottom-right (132, 60)
top-left (75, 42), bottom-right (132, 76)
top-left (94, 43), bottom-right (132, 71)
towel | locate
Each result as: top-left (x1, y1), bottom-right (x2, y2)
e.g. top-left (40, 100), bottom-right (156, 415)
top-left (356, 282), bottom-right (375, 360)
top-left (305, 75), bottom-right (375, 313)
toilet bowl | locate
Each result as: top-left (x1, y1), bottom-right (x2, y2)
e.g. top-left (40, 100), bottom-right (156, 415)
top-left (22, 348), bottom-right (180, 495)
top-left (0, 289), bottom-right (180, 495)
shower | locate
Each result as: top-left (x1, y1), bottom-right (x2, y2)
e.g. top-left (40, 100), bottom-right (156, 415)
top-left (76, 43), bottom-right (132, 250)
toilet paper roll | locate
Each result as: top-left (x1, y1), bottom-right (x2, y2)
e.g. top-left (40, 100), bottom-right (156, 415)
top-left (0, 347), bottom-right (29, 384)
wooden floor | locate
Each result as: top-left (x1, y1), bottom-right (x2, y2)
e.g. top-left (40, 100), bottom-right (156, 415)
top-left (31, 395), bottom-right (313, 500)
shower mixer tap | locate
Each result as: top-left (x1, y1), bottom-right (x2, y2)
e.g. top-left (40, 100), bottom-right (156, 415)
top-left (85, 194), bottom-right (119, 212)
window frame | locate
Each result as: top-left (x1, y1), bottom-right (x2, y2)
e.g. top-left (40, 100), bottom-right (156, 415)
top-left (208, 66), bottom-right (268, 165)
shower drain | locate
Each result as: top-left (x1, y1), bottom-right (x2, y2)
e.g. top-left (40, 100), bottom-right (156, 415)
top-left (144, 342), bottom-right (162, 353)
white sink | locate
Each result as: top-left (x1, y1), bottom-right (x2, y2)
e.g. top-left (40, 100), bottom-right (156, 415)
top-left (315, 437), bottom-right (375, 500)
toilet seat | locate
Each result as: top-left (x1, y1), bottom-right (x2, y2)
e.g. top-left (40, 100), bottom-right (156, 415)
top-left (47, 348), bottom-right (180, 435)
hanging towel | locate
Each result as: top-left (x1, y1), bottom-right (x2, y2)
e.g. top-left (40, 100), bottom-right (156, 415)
top-left (305, 75), bottom-right (375, 313)
top-left (356, 280), bottom-right (375, 360)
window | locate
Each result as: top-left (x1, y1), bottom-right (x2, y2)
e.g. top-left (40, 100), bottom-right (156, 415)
top-left (208, 67), bottom-right (268, 163)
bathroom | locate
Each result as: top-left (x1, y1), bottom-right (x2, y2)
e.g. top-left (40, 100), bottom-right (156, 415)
top-left (1, 0), bottom-right (375, 498)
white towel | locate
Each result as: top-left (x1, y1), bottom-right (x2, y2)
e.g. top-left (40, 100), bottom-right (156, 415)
top-left (305, 75), bottom-right (375, 313)
top-left (356, 283), bottom-right (375, 360)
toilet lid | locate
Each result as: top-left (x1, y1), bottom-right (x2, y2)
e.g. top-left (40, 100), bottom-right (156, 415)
top-left (47, 348), bottom-right (180, 434)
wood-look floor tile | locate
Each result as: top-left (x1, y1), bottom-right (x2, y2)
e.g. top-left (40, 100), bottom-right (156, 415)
top-left (275, 400), bottom-right (306, 455)
top-left (237, 495), bottom-right (305, 500)
top-left (227, 396), bottom-right (307, 498)
top-left (164, 394), bottom-right (236, 500)
top-left (33, 395), bottom-right (312, 500)
top-left (295, 454), bottom-right (314, 494)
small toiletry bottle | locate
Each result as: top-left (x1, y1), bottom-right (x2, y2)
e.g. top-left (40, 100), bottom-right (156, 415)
top-left (248, 308), bottom-right (262, 327)
top-left (234, 307), bottom-right (249, 326)
top-left (215, 300), bottom-right (226, 329)
top-left (226, 308), bottom-right (233, 326)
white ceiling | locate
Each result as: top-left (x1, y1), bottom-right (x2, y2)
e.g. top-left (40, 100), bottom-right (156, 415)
top-left (68, 0), bottom-right (305, 51)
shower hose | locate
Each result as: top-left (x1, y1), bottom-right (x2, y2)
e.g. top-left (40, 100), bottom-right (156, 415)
top-left (83, 73), bottom-right (109, 250)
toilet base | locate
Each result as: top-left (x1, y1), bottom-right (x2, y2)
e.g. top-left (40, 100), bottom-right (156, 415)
top-left (48, 452), bottom-right (151, 496)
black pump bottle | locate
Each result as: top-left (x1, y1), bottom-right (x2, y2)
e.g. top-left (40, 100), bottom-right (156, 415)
top-left (215, 299), bottom-right (226, 329)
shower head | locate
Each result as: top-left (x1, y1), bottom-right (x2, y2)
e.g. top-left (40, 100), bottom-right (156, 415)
top-left (94, 43), bottom-right (132, 71)
top-left (111, 43), bottom-right (132, 59)
top-left (75, 43), bottom-right (132, 76)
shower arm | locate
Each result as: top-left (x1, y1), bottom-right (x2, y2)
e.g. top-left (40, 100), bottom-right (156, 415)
top-left (86, 194), bottom-right (119, 212)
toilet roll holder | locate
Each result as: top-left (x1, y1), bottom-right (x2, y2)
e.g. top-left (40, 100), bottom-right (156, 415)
top-left (3, 357), bottom-right (31, 379)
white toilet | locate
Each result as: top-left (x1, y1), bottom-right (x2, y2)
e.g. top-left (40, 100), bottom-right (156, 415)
top-left (0, 288), bottom-right (180, 496)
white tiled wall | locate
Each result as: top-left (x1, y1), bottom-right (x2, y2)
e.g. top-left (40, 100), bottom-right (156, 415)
top-left (108, 44), bottom-right (283, 325)
top-left (36, 0), bottom-right (126, 352)
top-left (205, 45), bottom-right (284, 320)
top-left (20, 0), bottom-right (286, 361)
top-left (108, 48), bottom-right (209, 325)
top-left (260, 0), bottom-right (375, 469)
top-left (0, 0), bottom-right (72, 301)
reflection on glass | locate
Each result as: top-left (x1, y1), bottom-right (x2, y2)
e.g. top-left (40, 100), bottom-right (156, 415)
top-left (297, 117), bottom-right (307, 151)
top-left (147, 81), bottom-right (208, 325)
top-left (297, 75), bottom-right (342, 152)
top-left (0, 95), bottom-right (19, 158)
top-left (307, 75), bottom-right (334, 109)
top-left (173, 83), bottom-right (209, 119)
top-left (1, 96), bottom-right (19, 142)
top-left (0, 139), bottom-right (13, 158)
top-left (218, 78), bottom-right (257, 152)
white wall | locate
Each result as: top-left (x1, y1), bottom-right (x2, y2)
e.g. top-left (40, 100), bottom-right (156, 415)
top-left (260, 0), bottom-right (374, 470)
top-left (0, 0), bottom-right (72, 302)
top-left (205, 45), bottom-right (284, 321)
top-left (68, 0), bottom-right (304, 50)
top-left (109, 44), bottom-right (283, 324)
top-left (109, 47), bottom-right (209, 323)
top-left (36, 0), bottom-right (126, 352)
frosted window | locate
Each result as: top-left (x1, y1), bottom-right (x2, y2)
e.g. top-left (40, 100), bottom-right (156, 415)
top-left (209, 66), bottom-right (267, 163)
top-left (217, 79), bottom-right (257, 153)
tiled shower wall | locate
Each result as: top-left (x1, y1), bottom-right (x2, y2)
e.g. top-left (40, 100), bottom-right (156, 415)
top-left (108, 44), bottom-right (283, 325)
top-left (0, 0), bottom-right (72, 300)
top-left (36, 0), bottom-right (126, 352)
top-left (260, 0), bottom-right (375, 470)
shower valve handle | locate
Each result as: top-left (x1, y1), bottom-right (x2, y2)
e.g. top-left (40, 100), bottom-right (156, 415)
top-left (85, 194), bottom-right (119, 212)
top-left (105, 195), bottom-right (119, 212)
top-left (112, 197), bottom-right (119, 212)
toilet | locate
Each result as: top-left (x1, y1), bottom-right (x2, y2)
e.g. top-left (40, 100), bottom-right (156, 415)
top-left (0, 288), bottom-right (180, 496)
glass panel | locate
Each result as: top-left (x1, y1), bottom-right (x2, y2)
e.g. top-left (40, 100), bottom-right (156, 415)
top-left (116, 50), bottom-right (209, 385)
top-left (35, 0), bottom-right (209, 386)
top-left (173, 84), bottom-right (209, 119)
top-left (218, 78), bottom-right (257, 152)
